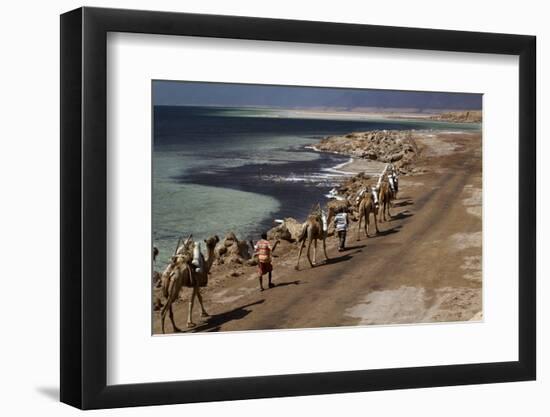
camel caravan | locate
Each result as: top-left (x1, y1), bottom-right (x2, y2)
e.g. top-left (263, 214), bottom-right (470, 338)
top-left (154, 163), bottom-right (402, 333)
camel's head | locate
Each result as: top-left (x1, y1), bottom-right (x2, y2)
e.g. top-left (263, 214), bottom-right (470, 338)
top-left (310, 202), bottom-right (322, 216)
top-left (204, 235), bottom-right (220, 250)
top-left (326, 205), bottom-right (338, 224)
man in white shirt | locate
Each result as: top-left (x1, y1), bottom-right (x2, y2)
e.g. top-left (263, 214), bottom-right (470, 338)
top-left (334, 207), bottom-right (349, 252)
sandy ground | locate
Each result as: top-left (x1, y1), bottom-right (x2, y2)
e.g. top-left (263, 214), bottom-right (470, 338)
top-left (153, 130), bottom-right (482, 334)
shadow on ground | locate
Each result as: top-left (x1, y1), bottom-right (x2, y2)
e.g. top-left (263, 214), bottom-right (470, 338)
top-left (188, 300), bottom-right (265, 332)
top-left (371, 225), bottom-right (403, 237)
top-left (323, 253), bottom-right (354, 265)
top-left (273, 280), bottom-right (302, 288)
top-left (391, 210), bottom-right (414, 220)
top-left (342, 244), bottom-right (367, 251)
top-left (393, 199), bottom-right (414, 207)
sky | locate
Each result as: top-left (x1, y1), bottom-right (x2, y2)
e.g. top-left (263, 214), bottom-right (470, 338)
top-left (153, 81), bottom-right (482, 111)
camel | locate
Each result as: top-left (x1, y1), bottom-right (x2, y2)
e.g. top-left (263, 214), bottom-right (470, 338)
top-left (377, 180), bottom-right (392, 222)
top-left (384, 164), bottom-right (399, 201)
top-left (356, 186), bottom-right (380, 240)
top-left (158, 237), bottom-right (191, 291)
top-left (386, 164), bottom-right (399, 201)
top-left (160, 235), bottom-right (220, 333)
top-left (389, 171), bottom-right (399, 200)
top-left (295, 204), bottom-right (335, 270)
top-left (372, 164), bottom-right (396, 223)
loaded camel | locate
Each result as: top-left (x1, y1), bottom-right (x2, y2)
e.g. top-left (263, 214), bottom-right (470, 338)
top-left (377, 180), bottom-right (393, 222)
top-left (160, 235), bottom-right (220, 332)
top-left (157, 237), bottom-right (189, 290)
top-left (295, 204), bottom-right (335, 270)
top-left (374, 164), bottom-right (397, 222)
top-left (389, 168), bottom-right (399, 200)
top-left (356, 186), bottom-right (380, 240)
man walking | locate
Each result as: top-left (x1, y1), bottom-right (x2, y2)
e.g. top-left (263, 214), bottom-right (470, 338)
top-left (334, 207), bottom-right (349, 251)
top-left (254, 232), bottom-right (279, 291)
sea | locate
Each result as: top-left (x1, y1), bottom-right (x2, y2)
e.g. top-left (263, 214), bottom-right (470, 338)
top-left (153, 105), bottom-right (480, 266)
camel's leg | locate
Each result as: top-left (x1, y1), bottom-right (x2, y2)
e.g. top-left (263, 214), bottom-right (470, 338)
top-left (387, 199), bottom-right (392, 219)
top-left (295, 239), bottom-right (306, 270)
top-left (161, 304), bottom-right (167, 334)
top-left (168, 303), bottom-right (180, 333)
top-left (357, 211), bottom-right (363, 240)
top-left (306, 238), bottom-right (314, 267)
top-left (373, 209), bottom-right (380, 234)
top-left (313, 239), bottom-right (318, 265)
top-left (187, 289), bottom-right (196, 328)
top-left (322, 237), bottom-right (329, 260)
top-left (195, 286), bottom-right (209, 318)
top-left (161, 290), bottom-right (179, 333)
top-left (365, 210), bottom-right (370, 237)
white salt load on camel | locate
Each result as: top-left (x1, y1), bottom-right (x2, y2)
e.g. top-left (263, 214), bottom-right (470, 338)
top-left (191, 242), bottom-right (204, 273)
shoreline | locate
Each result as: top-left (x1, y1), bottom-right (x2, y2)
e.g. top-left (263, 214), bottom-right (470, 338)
top-left (153, 106), bottom-right (482, 264)
top-left (158, 126), bottom-right (463, 252)
top-left (176, 148), bottom-right (351, 241)
top-left (306, 145), bottom-right (388, 176)
top-left (155, 125), bottom-right (480, 259)
top-left (216, 106), bottom-right (483, 125)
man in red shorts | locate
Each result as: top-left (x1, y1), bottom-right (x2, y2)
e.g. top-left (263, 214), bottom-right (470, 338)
top-left (254, 232), bottom-right (280, 291)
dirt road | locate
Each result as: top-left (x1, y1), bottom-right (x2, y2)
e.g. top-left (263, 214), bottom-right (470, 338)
top-left (153, 131), bottom-right (482, 334)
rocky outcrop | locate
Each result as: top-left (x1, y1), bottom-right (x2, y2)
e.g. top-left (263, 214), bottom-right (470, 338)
top-left (326, 198), bottom-right (352, 213)
top-left (315, 130), bottom-right (419, 172)
top-left (333, 173), bottom-right (373, 204)
top-left (215, 232), bottom-right (251, 265)
top-left (268, 218), bottom-right (303, 242)
top-left (429, 110), bottom-right (482, 123)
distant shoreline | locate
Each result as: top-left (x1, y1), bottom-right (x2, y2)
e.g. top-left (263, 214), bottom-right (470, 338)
top-left (154, 104), bottom-right (482, 124)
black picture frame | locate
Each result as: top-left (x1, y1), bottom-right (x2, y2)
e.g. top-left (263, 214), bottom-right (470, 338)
top-left (60, 6), bottom-right (536, 410)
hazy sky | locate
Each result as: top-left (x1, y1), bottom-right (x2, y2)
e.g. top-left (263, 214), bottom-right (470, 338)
top-left (153, 81), bottom-right (482, 111)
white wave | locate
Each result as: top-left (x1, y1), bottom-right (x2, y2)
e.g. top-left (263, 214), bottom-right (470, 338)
top-left (328, 157), bottom-right (353, 171)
